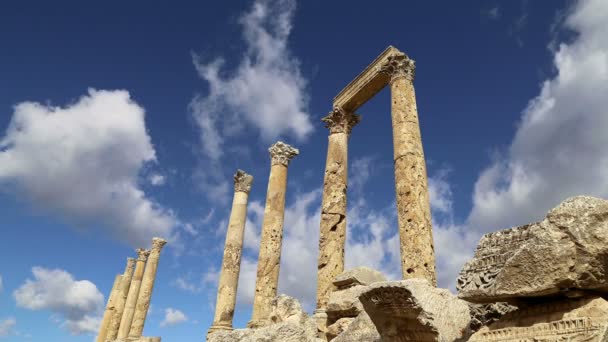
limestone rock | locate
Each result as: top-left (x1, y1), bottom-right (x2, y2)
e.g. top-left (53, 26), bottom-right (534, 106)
top-left (326, 317), bottom-right (353, 340)
top-left (458, 196), bottom-right (608, 303)
top-left (327, 285), bottom-right (368, 320)
top-left (469, 296), bottom-right (608, 341)
top-left (467, 302), bottom-right (518, 333)
top-left (208, 295), bottom-right (323, 342)
top-left (333, 267), bottom-right (387, 289)
top-left (332, 312), bottom-right (380, 342)
top-left (359, 279), bottom-right (471, 342)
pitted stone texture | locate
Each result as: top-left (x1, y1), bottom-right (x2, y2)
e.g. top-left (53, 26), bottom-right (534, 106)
top-left (469, 296), bottom-right (608, 341)
top-left (117, 249), bottom-right (149, 339)
top-left (250, 146), bottom-right (297, 327)
top-left (359, 279), bottom-right (471, 342)
top-left (388, 68), bottom-right (436, 285)
top-left (209, 174), bottom-right (252, 333)
top-left (209, 296), bottom-right (323, 342)
top-left (467, 302), bottom-right (518, 333)
top-left (333, 267), bottom-right (387, 289)
top-left (327, 317), bottom-right (353, 340)
top-left (327, 285), bottom-right (367, 321)
top-left (96, 274), bottom-right (122, 342)
top-left (332, 312), bottom-right (379, 342)
top-left (458, 196), bottom-right (608, 303)
top-left (106, 258), bottom-right (136, 341)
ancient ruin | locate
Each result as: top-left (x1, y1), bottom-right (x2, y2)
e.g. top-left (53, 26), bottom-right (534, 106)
top-left (96, 238), bottom-right (167, 342)
top-left (249, 141), bottom-right (299, 328)
top-left (208, 170), bottom-right (254, 336)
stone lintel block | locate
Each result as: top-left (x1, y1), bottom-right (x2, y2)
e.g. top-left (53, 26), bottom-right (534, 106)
top-left (332, 267), bottom-right (386, 289)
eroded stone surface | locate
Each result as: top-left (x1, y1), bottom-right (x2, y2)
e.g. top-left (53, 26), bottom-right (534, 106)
top-left (333, 267), bottom-right (386, 289)
top-left (209, 296), bottom-right (322, 342)
top-left (106, 258), bottom-right (136, 341)
top-left (469, 296), bottom-right (608, 341)
top-left (327, 285), bottom-right (368, 321)
top-left (96, 274), bottom-right (122, 342)
top-left (209, 170), bottom-right (253, 335)
top-left (458, 196), bottom-right (608, 303)
top-left (467, 302), bottom-right (518, 333)
top-left (327, 317), bottom-right (354, 340)
top-left (359, 279), bottom-right (471, 342)
top-left (117, 248), bottom-right (149, 340)
top-left (332, 312), bottom-right (379, 342)
top-left (250, 142), bottom-right (298, 327)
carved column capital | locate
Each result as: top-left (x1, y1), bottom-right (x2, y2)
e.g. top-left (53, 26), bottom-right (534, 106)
top-left (136, 248), bottom-right (150, 262)
top-left (151, 237), bottom-right (167, 252)
top-left (321, 107), bottom-right (361, 135)
top-left (269, 141), bottom-right (299, 166)
top-left (234, 169), bottom-right (254, 193)
top-left (379, 53), bottom-right (415, 83)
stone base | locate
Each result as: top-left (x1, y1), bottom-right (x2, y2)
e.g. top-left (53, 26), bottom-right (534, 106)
top-left (207, 323), bottom-right (233, 340)
top-left (469, 296), bottom-right (608, 341)
top-left (312, 309), bottom-right (328, 340)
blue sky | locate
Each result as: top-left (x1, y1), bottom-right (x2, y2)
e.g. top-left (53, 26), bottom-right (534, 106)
top-left (2, 0), bottom-right (608, 340)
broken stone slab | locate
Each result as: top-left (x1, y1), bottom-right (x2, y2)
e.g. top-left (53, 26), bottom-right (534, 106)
top-left (333, 266), bottom-right (386, 289)
top-left (469, 296), bottom-right (608, 341)
top-left (327, 285), bottom-right (368, 321)
top-left (327, 317), bottom-right (354, 340)
top-left (458, 196), bottom-right (608, 303)
top-left (268, 295), bottom-right (309, 326)
top-left (359, 279), bottom-right (471, 342)
top-left (331, 312), bottom-right (380, 342)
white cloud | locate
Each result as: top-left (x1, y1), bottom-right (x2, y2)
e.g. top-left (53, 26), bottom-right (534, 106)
top-left (435, 0), bottom-right (608, 290)
top-left (13, 267), bottom-right (103, 335)
top-left (190, 0), bottom-right (313, 161)
top-left (0, 89), bottom-right (177, 247)
top-left (160, 308), bottom-right (188, 327)
top-left (0, 317), bottom-right (16, 337)
top-left (148, 173), bottom-right (166, 186)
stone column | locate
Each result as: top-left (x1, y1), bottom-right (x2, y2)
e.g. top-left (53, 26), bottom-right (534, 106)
top-left (208, 170), bottom-right (254, 337)
top-left (248, 141), bottom-right (299, 328)
top-left (381, 53), bottom-right (436, 285)
top-left (96, 274), bottom-right (122, 342)
top-left (129, 237), bottom-right (168, 338)
top-left (315, 107), bottom-right (360, 314)
top-left (106, 257), bottom-right (136, 341)
top-left (117, 248), bottom-right (149, 340)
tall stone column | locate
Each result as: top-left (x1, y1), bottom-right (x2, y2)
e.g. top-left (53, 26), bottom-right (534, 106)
top-left (117, 248), bottom-right (149, 340)
top-left (96, 274), bottom-right (122, 342)
top-left (248, 141), bottom-right (299, 328)
top-left (315, 107), bottom-right (360, 313)
top-left (129, 237), bottom-right (168, 338)
top-left (208, 170), bottom-right (254, 337)
top-left (381, 53), bottom-right (436, 285)
top-left (106, 257), bottom-right (136, 341)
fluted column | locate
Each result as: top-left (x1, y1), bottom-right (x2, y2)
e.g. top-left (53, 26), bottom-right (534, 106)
top-left (380, 53), bottom-right (436, 285)
top-left (96, 274), bottom-right (122, 342)
top-left (117, 248), bottom-right (149, 340)
top-left (129, 237), bottom-right (168, 338)
top-left (315, 107), bottom-right (360, 312)
top-left (208, 170), bottom-right (254, 337)
top-left (248, 141), bottom-right (299, 328)
top-left (106, 257), bottom-right (135, 341)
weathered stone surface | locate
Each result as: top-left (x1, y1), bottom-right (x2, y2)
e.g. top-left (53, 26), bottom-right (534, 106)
top-left (117, 248), bottom-right (149, 340)
top-left (327, 285), bottom-right (368, 320)
top-left (332, 312), bottom-right (379, 342)
top-left (359, 279), bottom-right (471, 342)
top-left (209, 296), bottom-right (323, 342)
top-left (382, 53), bottom-right (436, 285)
top-left (469, 296), bottom-right (608, 341)
top-left (327, 317), bottom-right (353, 340)
top-left (467, 302), bottom-right (518, 333)
top-left (249, 142), bottom-right (298, 327)
top-left (458, 196), bottom-right (608, 303)
top-left (96, 274), bottom-right (122, 342)
top-left (316, 108), bottom-right (360, 311)
top-left (208, 170), bottom-right (253, 335)
top-left (333, 267), bottom-right (386, 289)
top-left (129, 238), bottom-right (167, 338)
top-left (106, 257), bottom-right (136, 341)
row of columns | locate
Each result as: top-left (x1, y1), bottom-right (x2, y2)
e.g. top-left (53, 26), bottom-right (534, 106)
top-left (97, 237), bottom-right (167, 342)
top-left (208, 141), bottom-right (299, 337)
top-left (207, 51), bottom-right (436, 339)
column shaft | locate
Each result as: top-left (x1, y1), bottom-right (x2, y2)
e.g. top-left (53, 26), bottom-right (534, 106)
top-left (208, 170), bottom-right (253, 336)
top-left (386, 56), bottom-right (436, 285)
top-left (129, 237), bottom-right (167, 338)
top-left (117, 249), bottom-right (149, 340)
top-left (249, 142), bottom-right (298, 327)
top-left (106, 257), bottom-right (135, 341)
top-left (96, 274), bottom-right (122, 342)
top-left (315, 107), bottom-right (359, 311)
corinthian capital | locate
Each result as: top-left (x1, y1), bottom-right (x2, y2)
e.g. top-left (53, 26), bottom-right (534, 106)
top-left (269, 141), bottom-right (299, 166)
top-left (151, 237), bottom-right (167, 252)
top-left (321, 107), bottom-right (361, 135)
top-left (234, 169), bottom-right (254, 193)
top-left (136, 248), bottom-right (151, 262)
top-left (379, 52), bottom-right (415, 83)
